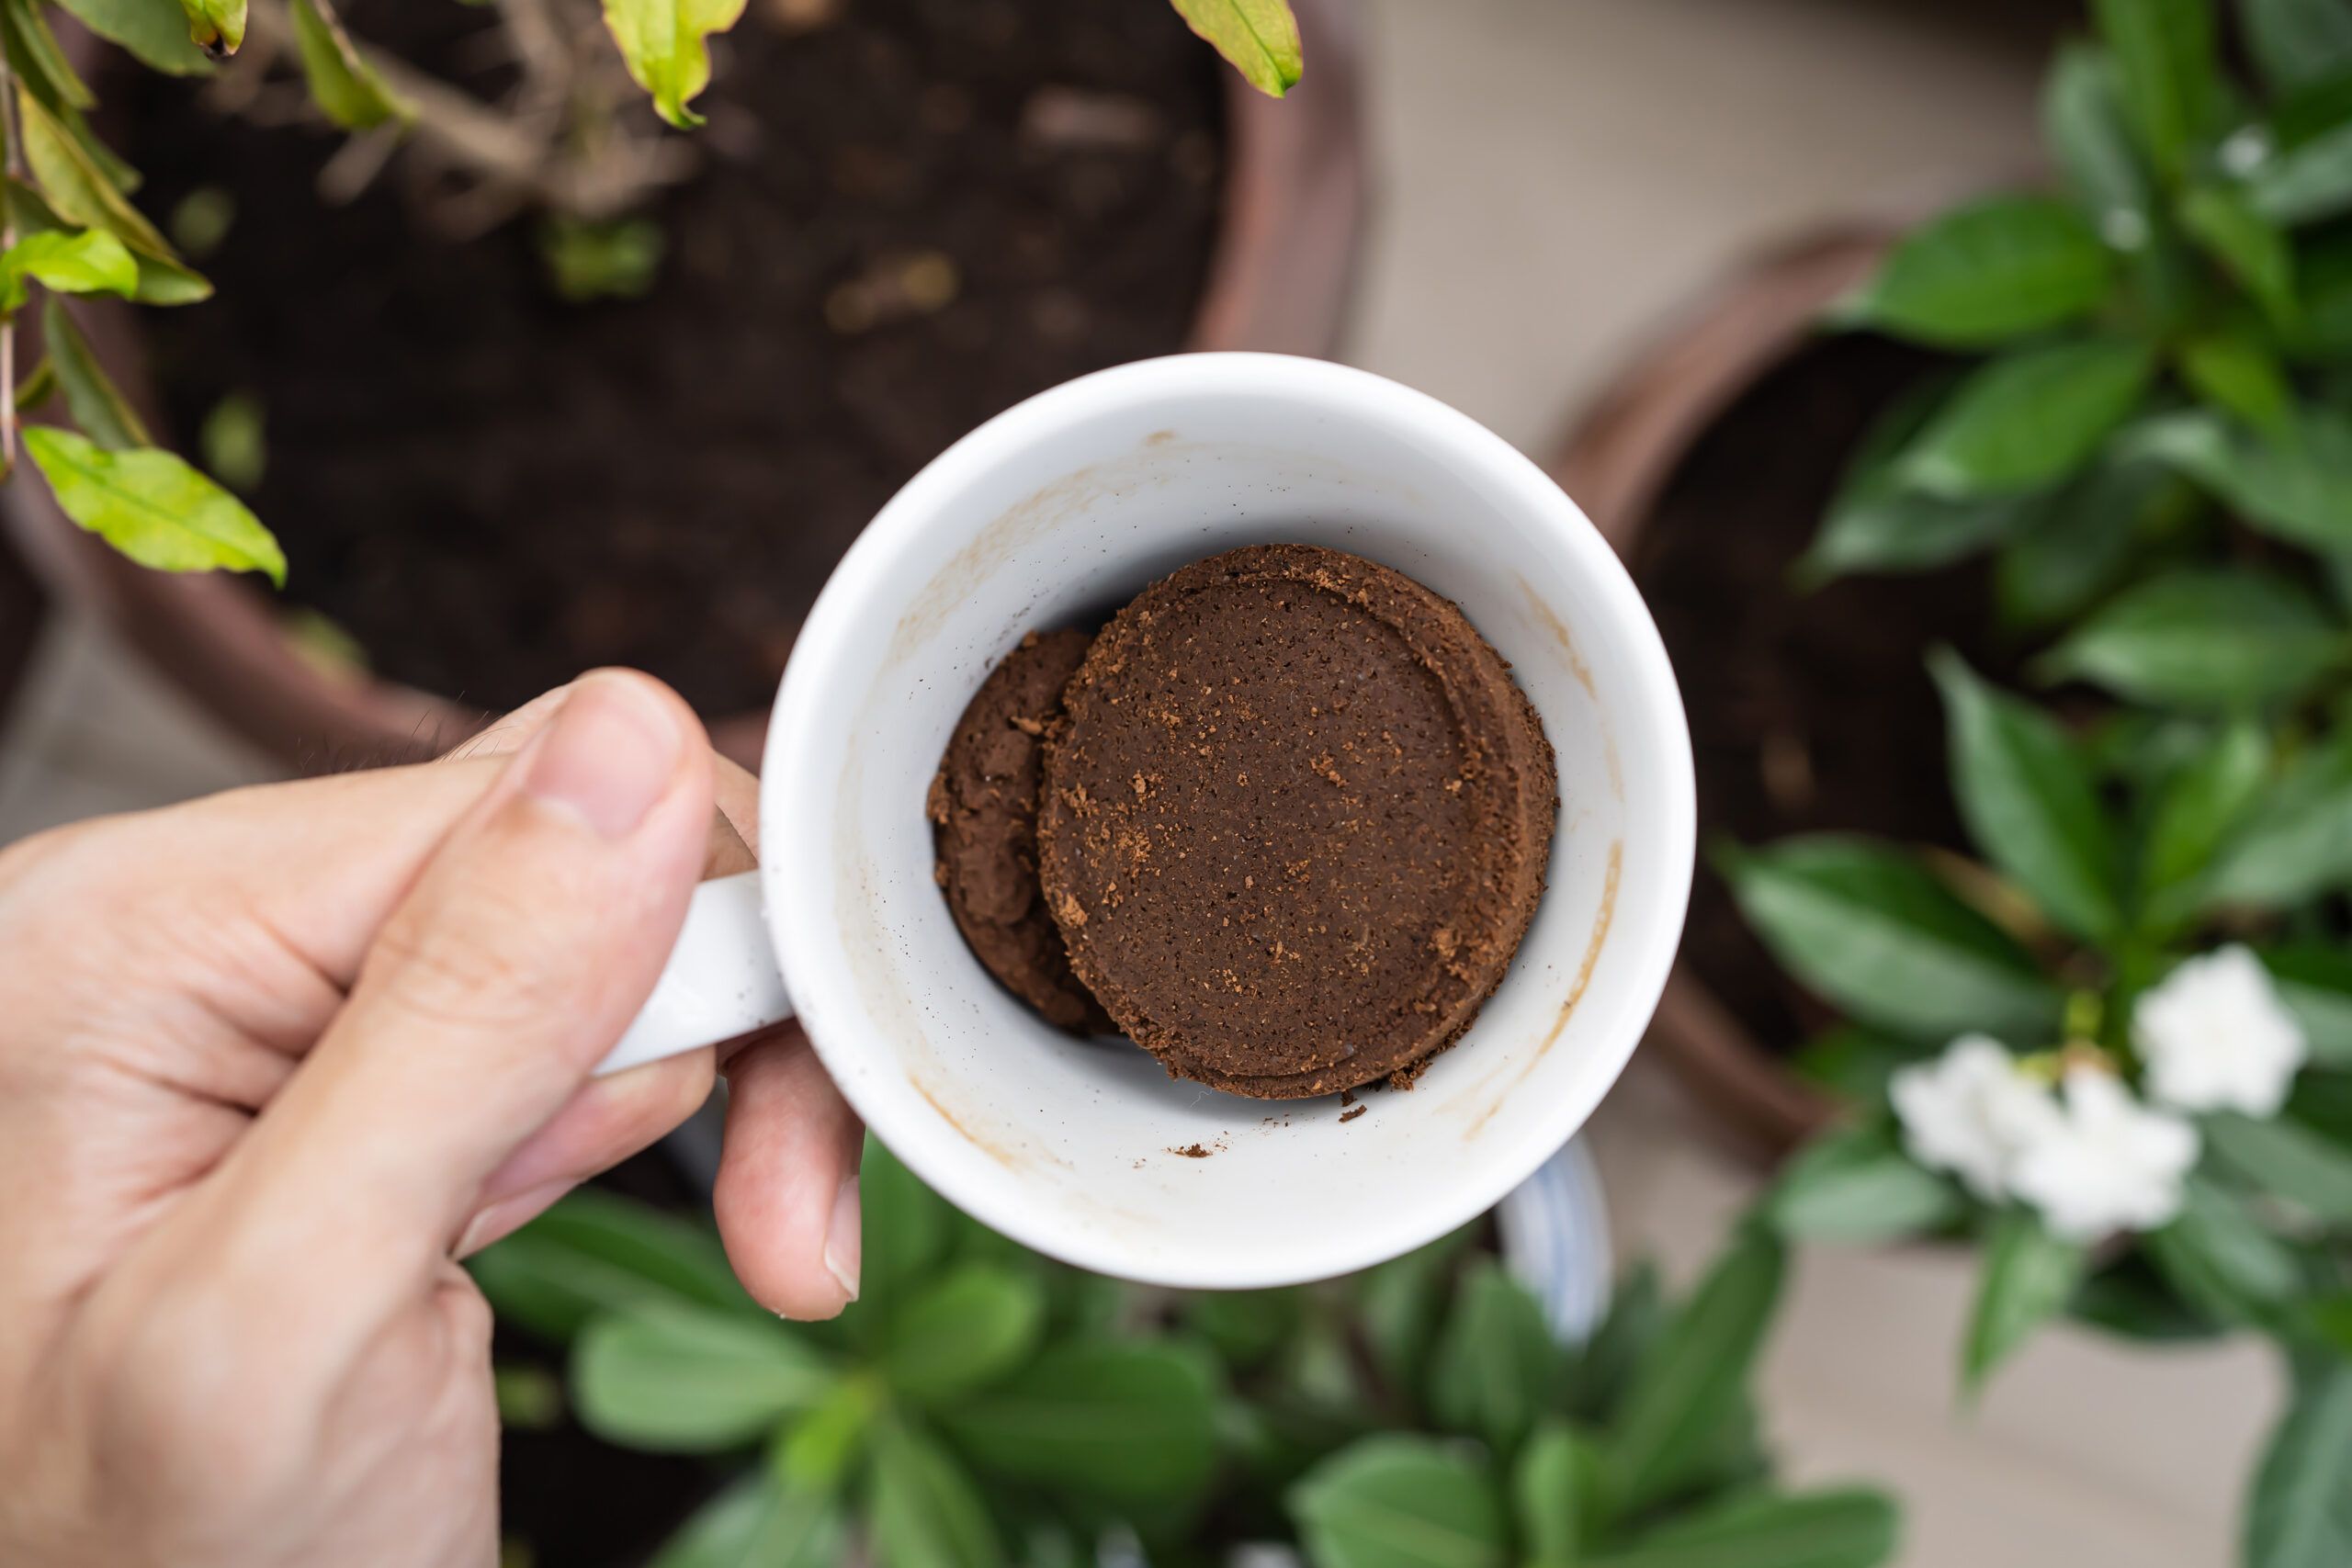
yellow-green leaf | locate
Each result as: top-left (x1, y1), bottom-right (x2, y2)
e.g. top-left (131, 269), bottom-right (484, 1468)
top-left (177, 0), bottom-right (243, 54)
top-left (52, 0), bottom-right (213, 75)
top-left (24, 425), bottom-right (282, 584)
top-left (43, 295), bottom-right (149, 450)
top-left (0, 229), bottom-right (136, 310)
top-left (599, 0), bottom-right (747, 130)
top-left (288, 0), bottom-right (411, 130)
top-left (8, 178), bottom-right (208, 304)
top-left (1, 0), bottom-right (95, 110)
top-left (15, 86), bottom-right (173, 256)
top-left (1170, 0), bottom-right (1302, 97)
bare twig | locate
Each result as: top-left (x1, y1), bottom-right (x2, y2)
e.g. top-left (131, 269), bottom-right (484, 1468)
top-left (494, 0), bottom-right (574, 132)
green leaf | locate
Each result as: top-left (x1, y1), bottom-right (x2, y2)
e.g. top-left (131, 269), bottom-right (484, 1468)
top-left (2128, 405), bottom-right (2352, 547)
top-left (1995, 457), bottom-right (2187, 628)
top-left (1182, 1286), bottom-right (1302, 1370)
top-left (2251, 121), bottom-right (2352, 229)
top-left (937, 1342), bottom-right (1219, 1506)
top-left (2044, 43), bottom-right (2156, 250)
top-left (1788, 1026), bottom-right (1921, 1104)
top-left (2203, 729), bottom-right (2352, 908)
top-left (2180, 331), bottom-right (2294, 434)
top-left (1512, 1421), bottom-right (1594, 1568)
top-left (23, 425), bottom-right (281, 584)
top-left (2091, 0), bottom-right (2219, 179)
top-left (1581, 1489), bottom-right (1900, 1568)
top-left (2261, 945), bottom-right (2352, 1066)
top-left (1356, 1223), bottom-right (1478, 1404)
top-left (571, 1303), bottom-right (835, 1451)
top-left (0, 228), bottom-right (134, 310)
top-left (876, 1264), bottom-right (1046, 1404)
top-left (2, 0), bottom-right (92, 111)
top-left (599, 0), bottom-right (748, 130)
top-left (1169, 0), bottom-right (1302, 97)
top-left (2040, 569), bottom-right (2344, 710)
top-left (41, 296), bottom-right (146, 451)
top-left (8, 178), bottom-right (207, 304)
top-left (1562, 1261), bottom-right (1663, 1427)
top-left (2247, 0), bottom-right (2352, 94)
top-left (176, 0), bottom-right (243, 53)
top-left (1426, 1258), bottom-right (1559, 1456)
top-left (1897, 338), bottom-right (2154, 499)
top-left (53, 0), bottom-right (211, 73)
top-left (650, 1473), bottom-right (843, 1568)
top-left (1721, 837), bottom-right (2063, 1043)
top-left (1611, 1224), bottom-right (1786, 1514)
top-left (1288, 1436), bottom-right (1509, 1568)
top-left (465, 1188), bottom-right (756, 1342)
top-left (2205, 1112), bottom-right (2352, 1221)
top-left (1962, 1209), bottom-right (2086, 1395)
top-left (13, 88), bottom-right (181, 265)
top-left (1768, 1122), bottom-right (1966, 1245)
top-left (868, 1419), bottom-right (1005, 1568)
top-left (2181, 184), bottom-right (2299, 325)
top-left (1836, 196), bottom-right (2112, 348)
top-left (2144, 1175), bottom-right (2307, 1327)
top-left (1797, 374), bottom-right (2030, 584)
top-left (2139, 717), bottom-right (2267, 929)
top-left (288, 0), bottom-right (411, 130)
top-left (1932, 649), bottom-right (2120, 941)
top-left (2071, 1254), bottom-right (2226, 1342)
top-left (859, 1133), bottom-right (951, 1338)
top-left (2245, 1362), bottom-right (2352, 1568)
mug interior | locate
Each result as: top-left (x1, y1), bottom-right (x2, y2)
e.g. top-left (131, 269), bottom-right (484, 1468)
top-left (764, 354), bottom-right (1692, 1287)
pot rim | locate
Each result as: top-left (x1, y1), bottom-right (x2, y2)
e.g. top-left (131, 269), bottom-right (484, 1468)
top-left (3, 0), bottom-right (1371, 772)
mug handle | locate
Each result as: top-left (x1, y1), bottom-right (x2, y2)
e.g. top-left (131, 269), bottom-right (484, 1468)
top-left (594, 871), bottom-right (794, 1076)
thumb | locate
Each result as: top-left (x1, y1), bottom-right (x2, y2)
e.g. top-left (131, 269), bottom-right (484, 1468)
top-left (205, 671), bottom-right (717, 1303)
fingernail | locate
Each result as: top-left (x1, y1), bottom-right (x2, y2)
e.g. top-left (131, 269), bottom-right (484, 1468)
top-left (822, 1176), bottom-right (862, 1303)
top-left (522, 673), bottom-right (682, 838)
top-left (454, 1178), bottom-right (571, 1258)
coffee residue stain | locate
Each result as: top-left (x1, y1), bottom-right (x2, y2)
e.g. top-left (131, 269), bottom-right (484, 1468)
top-left (1519, 578), bottom-right (1596, 701)
top-left (911, 1075), bottom-right (1021, 1170)
top-left (1463, 838), bottom-right (1623, 1140)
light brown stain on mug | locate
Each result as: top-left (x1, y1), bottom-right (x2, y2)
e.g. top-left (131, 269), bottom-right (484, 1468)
top-left (1463, 838), bottom-right (1622, 1141)
top-left (911, 1075), bottom-right (1022, 1170)
top-left (1515, 578), bottom-right (1623, 802)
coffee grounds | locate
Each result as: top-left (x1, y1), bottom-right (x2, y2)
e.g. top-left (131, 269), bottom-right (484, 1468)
top-left (1036, 544), bottom-right (1557, 1099)
top-left (928, 628), bottom-right (1112, 1032)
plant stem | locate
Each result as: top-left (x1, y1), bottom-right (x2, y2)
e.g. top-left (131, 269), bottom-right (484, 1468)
top-left (0, 48), bottom-right (22, 472)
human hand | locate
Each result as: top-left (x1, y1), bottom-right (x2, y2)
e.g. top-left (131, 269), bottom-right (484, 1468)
top-left (0, 671), bottom-right (861, 1568)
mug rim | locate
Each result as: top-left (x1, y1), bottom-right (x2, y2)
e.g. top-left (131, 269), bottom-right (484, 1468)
top-left (761, 352), bottom-right (1695, 1285)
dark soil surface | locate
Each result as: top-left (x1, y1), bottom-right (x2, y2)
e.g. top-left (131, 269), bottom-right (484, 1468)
top-left (124, 0), bottom-right (1225, 717)
top-left (1628, 334), bottom-right (2019, 1055)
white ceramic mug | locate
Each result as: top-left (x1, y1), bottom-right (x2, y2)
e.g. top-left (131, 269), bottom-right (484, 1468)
top-left (596, 353), bottom-right (1694, 1289)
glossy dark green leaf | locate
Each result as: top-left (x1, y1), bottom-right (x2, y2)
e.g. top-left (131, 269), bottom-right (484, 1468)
top-left (2205, 1112), bottom-right (2352, 1221)
top-left (2260, 945), bottom-right (2352, 1066)
top-left (1288, 1436), bottom-right (1509, 1568)
top-left (288, 0), bottom-right (411, 130)
top-left (1835, 197), bottom-right (2112, 348)
top-left (1933, 650), bottom-right (2120, 941)
top-left (1170, 0), bottom-right (1303, 98)
top-left (1426, 1258), bottom-right (1559, 1456)
top-left (2245, 1362), bottom-right (2352, 1568)
top-left (2202, 730), bottom-right (2352, 908)
top-left (877, 1264), bottom-right (1046, 1403)
top-left (1798, 375), bottom-right (2028, 583)
top-left (2043, 43), bottom-right (2155, 248)
top-left (938, 1342), bottom-right (1219, 1506)
top-left (572, 1303), bottom-right (836, 1451)
top-left (867, 1419), bottom-right (1006, 1568)
top-left (1512, 1421), bottom-right (1594, 1568)
top-left (2070, 1254), bottom-right (2225, 1342)
top-left (1581, 1488), bottom-right (1900, 1568)
top-left (465, 1189), bottom-right (757, 1343)
top-left (1962, 1209), bottom-right (2086, 1395)
top-left (1721, 837), bottom-right (2063, 1043)
top-left (2247, 0), bottom-right (2352, 93)
top-left (2039, 570), bottom-right (2345, 709)
top-left (2181, 184), bottom-right (2299, 324)
top-left (2127, 402), bottom-right (2352, 549)
top-left (2138, 716), bottom-right (2267, 930)
top-left (1611, 1224), bottom-right (1786, 1514)
top-left (2144, 1175), bottom-right (2307, 1327)
top-left (1995, 457), bottom-right (2188, 628)
top-left (1897, 339), bottom-right (2154, 499)
top-left (2090, 0), bottom-right (2220, 178)
top-left (53, 0), bottom-right (211, 73)
top-left (1768, 1122), bottom-right (1965, 1245)
top-left (23, 425), bottom-right (281, 584)
top-left (2180, 331), bottom-right (2294, 433)
top-left (650, 1473), bottom-right (843, 1568)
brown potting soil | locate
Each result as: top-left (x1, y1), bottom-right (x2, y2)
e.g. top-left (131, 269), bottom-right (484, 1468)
top-left (123, 0), bottom-right (1224, 718)
top-left (1627, 334), bottom-right (2017, 1056)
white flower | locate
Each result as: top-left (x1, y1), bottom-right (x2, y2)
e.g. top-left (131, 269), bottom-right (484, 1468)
top-left (2009, 1069), bottom-right (2199, 1242)
top-left (1890, 1035), bottom-right (2062, 1201)
top-left (2133, 945), bottom-right (2309, 1117)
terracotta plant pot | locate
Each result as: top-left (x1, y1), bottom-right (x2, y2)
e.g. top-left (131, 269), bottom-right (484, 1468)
top-left (3, 0), bottom-right (1368, 772)
top-left (1549, 226), bottom-right (1903, 1162)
